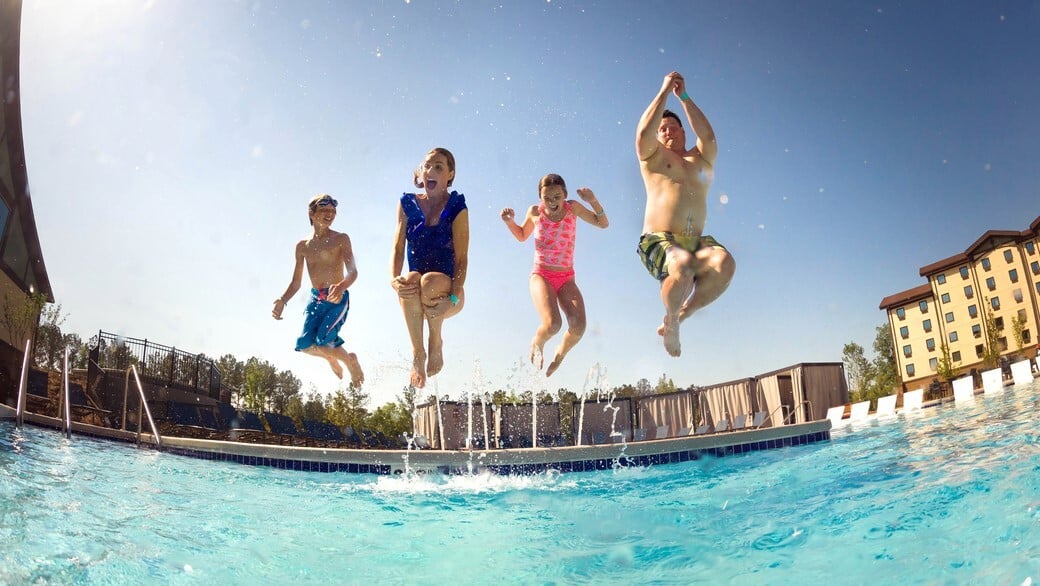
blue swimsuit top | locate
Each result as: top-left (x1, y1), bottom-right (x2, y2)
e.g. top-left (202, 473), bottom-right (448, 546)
top-left (401, 191), bottom-right (467, 277)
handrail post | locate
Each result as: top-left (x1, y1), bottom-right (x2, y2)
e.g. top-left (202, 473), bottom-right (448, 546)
top-left (63, 348), bottom-right (72, 439)
top-left (15, 338), bottom-right (31, 428)
top-left (127, 365), bottom-right (162, 451)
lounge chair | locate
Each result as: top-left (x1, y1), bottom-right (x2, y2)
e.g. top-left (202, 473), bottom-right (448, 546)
top-left (165, 402), bottom-right (220, 439)
top-left (825, 405), bottom-right (846, 428)
top-left (694, 422), bottom-right (710, 435)
top-left (302, 419), bottom-right (354, 448)
top-left (875, 395), bottom-right (897, 417)
top-left (751, 411), bottom-right (768, 428)
top-left (952, 376), bottom-right (975, 402)
top-left (633, 428), bottom-right (648, 441)
top-left (901, 389), bottom-right (923, 412)
top-left (264, 412), bottom-right (305, 445)
top-left (981, 367), bottom-right (1003, 394)
top-left (731, 414), bottom-right (747, 430)
top-left (713, 418), bottom-right (730, 433)
top-left (676, 426), bottom-right (692, 436)
top-left (1010, 359), bottom-right (1033, 386)
top-left (217, 405), bottom-right (268, 442)
top-left (655, 425), bottom-right (670, 440)
top-left (849, 401), bottom-right (869, 421)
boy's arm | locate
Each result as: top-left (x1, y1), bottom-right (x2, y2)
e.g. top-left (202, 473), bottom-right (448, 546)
top-left (273, 241), bottom-right (306, 320)
top-left (673, 77), bottom-right (717, 166)
top-left (636, 73), bottom-right (678, 162)
top-left (328, 233), bottom-right (357, 302)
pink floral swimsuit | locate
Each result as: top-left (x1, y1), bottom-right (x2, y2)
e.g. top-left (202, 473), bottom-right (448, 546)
top-left (533, 201), bottom-right (577, 293)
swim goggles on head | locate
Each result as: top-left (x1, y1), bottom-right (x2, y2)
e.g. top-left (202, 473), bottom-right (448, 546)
top-left (312, 196), bottom-right (338, 209)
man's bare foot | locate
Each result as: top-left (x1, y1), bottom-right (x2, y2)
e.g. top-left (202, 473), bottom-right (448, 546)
top-left (343, 352), bottom-right (364, 387)
top-left (660, 314), bottom-right (681, 357)
top-left (545, 352), bottom-right (565, 377)
top-left (410, 353), bottom-right (427, 388)
top-left (326, 358), bottom-right (344, 379)
top-left (530, 343), bottom-right (544, 369)
top-left (427, 338), bottom-right (444, 377)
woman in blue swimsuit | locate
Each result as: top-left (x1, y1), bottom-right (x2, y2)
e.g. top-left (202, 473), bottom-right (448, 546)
top-left (390, 147), bottom-right (469, 389)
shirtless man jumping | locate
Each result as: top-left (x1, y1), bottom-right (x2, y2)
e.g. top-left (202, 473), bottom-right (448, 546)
top-left (635, 71), bottom-right (736, 357)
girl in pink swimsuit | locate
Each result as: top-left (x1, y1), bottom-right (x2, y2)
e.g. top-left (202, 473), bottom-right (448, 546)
top-left (500, 174), bottom-right (609, 376)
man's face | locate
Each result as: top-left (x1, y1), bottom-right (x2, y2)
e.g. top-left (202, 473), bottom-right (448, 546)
top-left (658, 117), bottom-right (685, 151)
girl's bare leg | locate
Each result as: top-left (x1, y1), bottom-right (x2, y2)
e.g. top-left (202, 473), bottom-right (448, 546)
top-left (546, 280), bottom-right (586, 377)
top-left (529, 275), bottom-right (561, 370)
top-left (397, 272), bottom-right (428, 387)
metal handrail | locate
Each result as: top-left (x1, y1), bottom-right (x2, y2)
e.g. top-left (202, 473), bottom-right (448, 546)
top-left (783, 400), bottom-right (815, 425)
top-left (14, 339), bottom-right (30, 428)
top-left (122, 365), bottom-right (162, 450)
top-left (62, 348), bottom-right (72, 439)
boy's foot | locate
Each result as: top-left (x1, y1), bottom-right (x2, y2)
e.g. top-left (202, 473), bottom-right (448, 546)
top-left (658, 314), bottom-right (681, 357)
top-left (545, 351), bottom-right (565, 377)
top-left (343, 352), bottom-right (364, 387)
top-left (530, 343), bottom-right (544, 370)
top-left (410, 352), bottom-right (427, 388)
top-left (427, 337), bottom-right (444, 377)
top-left (326, 357), bottom-right (344, 379)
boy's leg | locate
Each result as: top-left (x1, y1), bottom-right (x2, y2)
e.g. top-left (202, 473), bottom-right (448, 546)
top-left (677, 246), bottom-right (736, 321)
top-left (529, 275), bottom-right (562, 369)
top-left (396, 272), bottom-right (428, 388)
top-left (546, 280), bottom-right (586, 377)
top-left (329, 345), bottom-right (364, 387)
top-left (300, 345), bottom-right (344, 379)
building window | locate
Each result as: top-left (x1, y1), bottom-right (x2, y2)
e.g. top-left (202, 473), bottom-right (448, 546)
top-left (949, 331), bottom-right (959, 343)
top-left (926, 338), bottom-right (935, 351)
top-left (1010, 269), bottom-right (1019, 283)
top-left (975, 345), bottom-right (984, 358)
top-left (1036, 282), bottom-right (1040, 295)
top-left (937, 273), bottom-right (947, 284)
top-left (1019, 309), bottom-right (1027, 322)
top-left (968, 304), bottom-right (978, 318)
top-left (896, 307), bottom-right (905, 320)
top-left (953, 350), bottom-right (962, 362)
top-left (1005, 250), bottom-right (1014, 263)
top-left (998, 337), bottom-right (1008, 351)
top-left (1014, 288), bottom-right (1023, 303)
top-left (1027, 241), bottom-right (1036, 255)
top-left (906, 364), bottom-right (915, 377)
top-left (1025, 330), bottom-right (1032, 344)
top-left (929, 357), bottom-right (938, 371)
top-left (945, 312), bottom-right (955, 323)
top-left (960, 266), bottom-right (969, 279)
top-left (900, 326), bottom-right (909, 339)
top-left (986, 277), bottom-right (996, 291)
top-left (919, 300), bottom-right (928, 313)
top-left (903, 345), bottom-right (912, 358)
top-left (941, 292), bottom-right (950, 303)
top-left (923, 319), bottom-right (932, 332)
top-left (972, 324), bottom-right (981, 338)
top-left (964, 285), bottom-right (973, 299)
top-left (992, 297), bottom-right (1001, 310)
top-left (1031, 261), bottom-right (1039, 275)
top-left (995, 317), bottom-right (1004, 330)
top-left (982, 257), bottom-right (991, 271)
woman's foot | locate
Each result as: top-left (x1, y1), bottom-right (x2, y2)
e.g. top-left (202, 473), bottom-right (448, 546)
top-left (410, 352), bottom-right (427, 388)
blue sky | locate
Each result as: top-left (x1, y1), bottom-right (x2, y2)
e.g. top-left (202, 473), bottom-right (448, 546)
top-left (19, 1), bottom-right (1040, 407)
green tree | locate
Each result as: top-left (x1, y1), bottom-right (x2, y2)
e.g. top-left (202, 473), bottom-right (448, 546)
top-left (842, 341), bottom-right (873, 400)
top-left (654, 374), bottom-right (677, 395)
top-left (1012, 311), bottom-right (1028, 358)
top-left (33, 301), bottom-right (67, 370)
top-left (870, 324), bottom-right (899, 398)
top-left (936, 342), bottom-right (955, 381)
top-left (242, 357), bottom-right (277, 412)
top-left (1, 291), bottom-right (46, 355)
top-left (981, 308), bottom-right (1002, 369)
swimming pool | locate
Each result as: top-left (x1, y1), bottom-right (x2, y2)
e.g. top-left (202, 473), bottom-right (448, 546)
top-left (3, 384), bottom-right (1039, 584)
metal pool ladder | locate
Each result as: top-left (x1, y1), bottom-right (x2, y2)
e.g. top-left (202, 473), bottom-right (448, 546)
top-left (122, 365), bottom-right (163, 451)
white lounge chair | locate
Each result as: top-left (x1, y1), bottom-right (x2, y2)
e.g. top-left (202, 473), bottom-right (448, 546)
top-left (1010, 359), bottom-right (1033, 386)
top-left (952, 375), bottom-right (975, 402)
top-left (655, 425), bottom-right (670, 440)
top-left (633, 428), bottom-right (648, 441)
top-left (751, 411), bottom-right (767, 428)
top-left (901, 389), bottom-right (923, 412)
top-left (981, 367), bottom-right (1003, 394)
top-left (825, 405), bottom-right (846, 428)
top-left (713, 418), bottom-right (730, 433)
top-left (731, 414), bottom-right (747, 430)
top-left (676, 426), bottom-right (692, 437)
top-left (876, 394), bottom-right (897, 417)
top-left (849, 400), bottom-right (869, 421)
top-left (694, 423), bottom-right (710, 435)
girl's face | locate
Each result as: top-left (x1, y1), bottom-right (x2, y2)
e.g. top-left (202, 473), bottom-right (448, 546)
top-left (540, 185), bottom-right (566, 213)
top-left (420, 153), bottom-right (454, 195)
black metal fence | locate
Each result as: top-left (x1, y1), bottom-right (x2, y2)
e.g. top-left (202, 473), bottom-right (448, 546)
top-left (89, 330), bottom-right (222, 399)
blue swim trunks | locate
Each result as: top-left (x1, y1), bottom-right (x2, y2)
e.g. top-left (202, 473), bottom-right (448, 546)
top-left (295, 288), bottom-right (350, 351)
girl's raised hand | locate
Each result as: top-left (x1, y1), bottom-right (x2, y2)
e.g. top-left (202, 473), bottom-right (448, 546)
top-left (500, 208), bottom-right (515, 223)
top-left (576, 187), bottom-right (596, 202)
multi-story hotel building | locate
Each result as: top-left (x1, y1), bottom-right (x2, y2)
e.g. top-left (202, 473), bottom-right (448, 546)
top-left (879, 216), bottom-right (1040, 391)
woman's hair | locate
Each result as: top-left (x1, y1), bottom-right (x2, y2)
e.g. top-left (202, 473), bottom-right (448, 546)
top-left (538, 173), bottom-right (567, 194)
top-left (413, 147), bottom-right (456, 189)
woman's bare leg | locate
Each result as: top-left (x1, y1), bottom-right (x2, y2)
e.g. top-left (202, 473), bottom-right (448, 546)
top-left (397, 272), bottom-right (428, 387)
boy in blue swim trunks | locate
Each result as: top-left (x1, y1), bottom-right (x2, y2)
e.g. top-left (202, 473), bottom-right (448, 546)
top-left (636, 71), bottom-right (736, 357)
top-left (272, 193), bottom-right (364, 387)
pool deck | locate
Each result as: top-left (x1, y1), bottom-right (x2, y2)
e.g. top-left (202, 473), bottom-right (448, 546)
top-left (1, 402), bottom-right (831, 475)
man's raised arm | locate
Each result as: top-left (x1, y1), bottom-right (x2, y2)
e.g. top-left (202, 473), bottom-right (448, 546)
top-left (636, 72), bottom-right (682, 161)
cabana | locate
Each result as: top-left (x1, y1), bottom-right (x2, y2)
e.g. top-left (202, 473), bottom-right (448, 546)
top-left (754, 363), bottom-right (848, 425)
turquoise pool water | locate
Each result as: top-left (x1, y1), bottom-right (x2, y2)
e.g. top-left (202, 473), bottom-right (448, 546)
top-left (3, 384), bottom-right (1039, 584)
